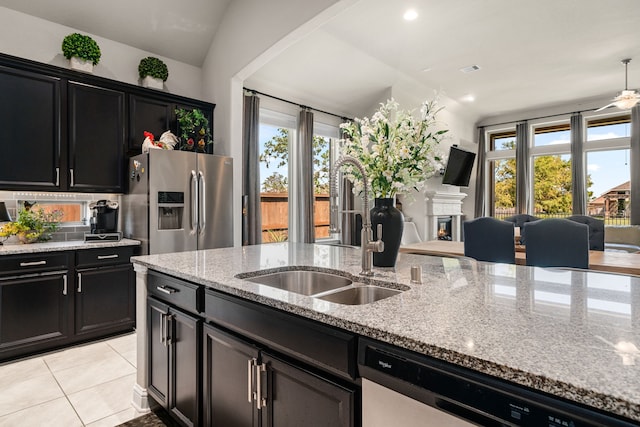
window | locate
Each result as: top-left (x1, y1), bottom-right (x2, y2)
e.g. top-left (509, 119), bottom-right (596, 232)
top-left (258, 108), bottom-right (340, 243)
top-left (487, 131), bottom-right (516, 218)
top-left (16, 199), bottom-right (88, 226)
top-left (531, 123), bottom-right (572, 217)
top-left (585, 114), bottom-right (631, 224)
top-left (259, 117), bottom-right (292, 243)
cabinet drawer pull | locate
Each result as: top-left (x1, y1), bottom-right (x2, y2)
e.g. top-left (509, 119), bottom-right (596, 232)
top-left (70, 168), bottom-right (74, 187)
top-left (160, 313), bottom-right (165, 345)
top-left (20, 260), bottom-right (47, 267)
top-left (256, 363), bottom-right (267, 410)
top-left (62, 274), bottom-right (67, 295)
top-left (156, 285), bottom-right (177, 295)
top-left (248, 358), bottom-right (256, 403)
top-left (97, 254), bottom-right (119, 260)
top-left (55, 167), bottom-right (60, 186)
top-left (77, 272), bottom-right (82, 292)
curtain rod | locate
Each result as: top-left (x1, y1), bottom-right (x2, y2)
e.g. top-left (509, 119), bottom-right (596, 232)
top-left (244, 87), bottom-right (351, 121)
top-left (478, 106), bottom-right (606, 129)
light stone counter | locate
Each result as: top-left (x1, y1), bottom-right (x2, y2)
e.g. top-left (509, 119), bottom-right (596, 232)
top-left (131, 243), bottom-right (640, 422)
top-left (0, 238), bottom-right (140, 255)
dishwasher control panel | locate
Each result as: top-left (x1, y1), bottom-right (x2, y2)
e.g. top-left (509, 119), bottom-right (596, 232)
top-left (358, 338), bottom-right (637, 427)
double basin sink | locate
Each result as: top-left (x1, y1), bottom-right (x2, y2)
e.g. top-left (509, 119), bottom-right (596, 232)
top-left (241, 269), bottom-right (405, 305)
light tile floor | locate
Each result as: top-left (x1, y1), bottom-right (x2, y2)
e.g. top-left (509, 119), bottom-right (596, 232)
top-left (0, 332), bottom-right (143, 426)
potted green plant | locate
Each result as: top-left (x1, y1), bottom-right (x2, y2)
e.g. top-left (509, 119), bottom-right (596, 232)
top-left (0, 206), bottom-right (63, 244)
top-left (175, 108), bottom-right (213, 153)
top-left (61, 33), bottom-right (101, 73)
top-left (138, 56), bottom-right (169, 90)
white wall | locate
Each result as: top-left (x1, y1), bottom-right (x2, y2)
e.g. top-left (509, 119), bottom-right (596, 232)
top-left (0, 7), bottom-right (203, 99)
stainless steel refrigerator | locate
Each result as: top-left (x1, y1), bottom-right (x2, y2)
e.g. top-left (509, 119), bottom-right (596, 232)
top-left (122, 149), bottom-right (233, 255)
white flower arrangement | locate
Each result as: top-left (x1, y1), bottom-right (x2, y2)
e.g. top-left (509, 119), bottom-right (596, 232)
top-left (339, 97), bottom-right (448, 198)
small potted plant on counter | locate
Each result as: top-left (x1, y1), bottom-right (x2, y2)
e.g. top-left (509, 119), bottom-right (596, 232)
top-left (0, 204), bottom-right (63, 244)
top-left (138, 56), bottom-right (168, 90)
top-left (61, 33), bottom-right (101, 73)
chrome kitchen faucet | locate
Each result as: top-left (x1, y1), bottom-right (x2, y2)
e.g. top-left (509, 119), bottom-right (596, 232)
top-left (330, 156), bottom-right (383, 276)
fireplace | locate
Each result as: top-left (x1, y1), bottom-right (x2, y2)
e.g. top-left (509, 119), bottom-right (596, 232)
top-left (437, 216), bottom-right (452, 240)
top-left (424, 190), bottom-right (467, 241)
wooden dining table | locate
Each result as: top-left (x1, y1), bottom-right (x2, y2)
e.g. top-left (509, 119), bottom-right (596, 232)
top-left (399, 240), bottom-right (640, 276)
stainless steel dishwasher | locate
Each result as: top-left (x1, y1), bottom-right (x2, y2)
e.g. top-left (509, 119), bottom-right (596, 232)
top-left (358, 338), bottom-right (637, 427)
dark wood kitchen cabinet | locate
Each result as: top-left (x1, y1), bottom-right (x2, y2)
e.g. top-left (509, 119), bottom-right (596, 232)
top-left (0, 245), bottom-right (137, 362)
top-left (0, 52), bottom-right (215, 193)
top-left (128, 95), bottom-right (214, 156)
top-left (147, 271), bottom-right (203, 427)
top-left (0, 65), bottom-right (62, 190)
top-left (68, 82), bottom-right (125, 192)
top-left (203, 324), bottom-right (355, 427)
top-left (0, 252), bottom-right (72, 360)
top-left (74, 246), bottom-right (135, 338)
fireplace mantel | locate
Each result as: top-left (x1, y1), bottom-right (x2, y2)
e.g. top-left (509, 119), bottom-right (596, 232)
top-left (424, 190), bottom-right (467, 241)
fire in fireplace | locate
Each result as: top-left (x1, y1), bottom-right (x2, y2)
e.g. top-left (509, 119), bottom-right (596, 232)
top-left (437, 216), bottom-right (453, 240)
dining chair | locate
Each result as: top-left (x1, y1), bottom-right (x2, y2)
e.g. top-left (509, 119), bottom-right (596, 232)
top-left (567, 215), bottom-right (604, 251)
top-left (401, 221), bottom-right (422, 245)
top-left (504, 214), bottom-right (540, 245)
top-left (463, 217), bottom-right (515, 264)
top-left (524, 218), bottom-right (589, 269)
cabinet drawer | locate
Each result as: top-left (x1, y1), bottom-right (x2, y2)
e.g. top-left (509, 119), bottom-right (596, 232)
top-left (147, 271), bottom-right (201, 314)
top-left (204, 289), bottom-right (357, 380)
top-left (0, 252), bottom-right (70, 276)
top-left (76, 246), bottom-right (134, 268)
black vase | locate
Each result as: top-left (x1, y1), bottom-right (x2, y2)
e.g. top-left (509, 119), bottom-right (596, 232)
top-left (370, 198), bottom-right (404, 267)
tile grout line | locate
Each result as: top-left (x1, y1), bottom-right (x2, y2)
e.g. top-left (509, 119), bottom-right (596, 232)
top-left (43, 357), bottom-right (87, 426)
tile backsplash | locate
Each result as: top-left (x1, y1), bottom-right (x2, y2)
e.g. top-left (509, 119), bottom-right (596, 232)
top-left (0, 191), bottom-right (121, 242)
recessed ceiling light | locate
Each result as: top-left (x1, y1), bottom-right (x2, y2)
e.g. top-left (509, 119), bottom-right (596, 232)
top-left (461, 94), bottom-right (475, 102)
top-left (421, 67), bottom-right (432, 72)
top-left (403, 9), bottom-right (418, 21)
top-left (460, 65), bottom-right (481, 73)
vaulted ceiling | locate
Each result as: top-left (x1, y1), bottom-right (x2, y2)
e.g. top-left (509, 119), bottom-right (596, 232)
top-left (2, 0), bottom-right (639, 120)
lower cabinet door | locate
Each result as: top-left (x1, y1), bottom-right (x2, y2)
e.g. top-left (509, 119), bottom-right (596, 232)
top-left (75, 264), bottom-right (135, 337)
top-left (169, 308), bottom-right (201, 427)
top-left (0, 272), bottom-right (71, 359)
top-left (148, 297), bottom-right (170, 406)
top-left (261, 352), bottom-right (356, 427)
top-left (203, 323), bottom-right (260, 427)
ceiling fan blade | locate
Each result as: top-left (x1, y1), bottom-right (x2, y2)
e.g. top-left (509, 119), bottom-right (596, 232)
top-left (595, 103), bottom-right (616, 112)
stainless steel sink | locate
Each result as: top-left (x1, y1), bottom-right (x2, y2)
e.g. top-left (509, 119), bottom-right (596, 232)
top-left (315, 285), bottom-right (402, 305)
top-left (244, 270), bottom-right (352, 295)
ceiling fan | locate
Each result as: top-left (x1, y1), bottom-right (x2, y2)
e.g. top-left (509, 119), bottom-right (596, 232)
top-left (596, 58), bottom-right (640, 112)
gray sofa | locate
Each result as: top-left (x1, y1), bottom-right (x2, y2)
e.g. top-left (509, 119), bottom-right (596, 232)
top-left (604, 225), bottom-right (640, 252)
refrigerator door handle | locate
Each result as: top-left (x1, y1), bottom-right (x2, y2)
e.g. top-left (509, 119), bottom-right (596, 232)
top-left (198, 170), bottom-right (206, 234)
top-left (190, 170), bottom-right (198, 233)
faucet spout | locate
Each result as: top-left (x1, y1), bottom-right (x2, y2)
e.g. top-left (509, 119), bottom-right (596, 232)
top-left (330, 156), bottom-right (383, 276)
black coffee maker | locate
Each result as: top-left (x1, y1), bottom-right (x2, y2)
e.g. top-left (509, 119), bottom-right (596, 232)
top-left (89, 200), bottom-right (119, 234)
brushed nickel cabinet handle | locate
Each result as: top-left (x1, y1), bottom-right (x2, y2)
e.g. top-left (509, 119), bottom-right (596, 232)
top-left (62, 274), bottom-right (67, 296)
top-left (156, 285), bottom-right (177, 295)
top-left (56, 168), bottom-right (60, 186)
top-left (97, 254), bottom-right (118, 260)
top-left (77, 272), bottom-right (82, 292)
top-left (20, 260), bottom-right (47, 267)
top-left (70, 168), bottom-right (74, 187)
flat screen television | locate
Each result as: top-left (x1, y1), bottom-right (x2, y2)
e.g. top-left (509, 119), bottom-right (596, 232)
top-left (442, 145), bottom-right (476, 187)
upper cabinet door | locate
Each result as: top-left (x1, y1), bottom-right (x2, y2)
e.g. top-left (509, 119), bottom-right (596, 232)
top-left (68, 82), bottom-right (125, 192)
top-left (0, 65), bottom-right (62, 190)
top-left (129, 95), bottom-right (172, 156)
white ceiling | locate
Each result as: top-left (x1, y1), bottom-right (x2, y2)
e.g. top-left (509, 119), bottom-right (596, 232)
top-left (2, 0), bottom-right (639, 121)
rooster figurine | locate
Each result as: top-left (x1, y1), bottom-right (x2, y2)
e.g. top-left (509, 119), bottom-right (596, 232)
top-left (141, 131), bottom-right (160, 153)
top-left (158, 131), bottom-right (179, 149)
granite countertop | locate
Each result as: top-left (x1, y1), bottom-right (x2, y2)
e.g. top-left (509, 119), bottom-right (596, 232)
top-left (0, 238), bottom-right (140, 255)
top-left (131, 243), bottom-right (640, 422)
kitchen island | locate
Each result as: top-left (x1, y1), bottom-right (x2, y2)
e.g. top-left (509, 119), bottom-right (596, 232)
top-left (131, 243), bottom-right (640, 425)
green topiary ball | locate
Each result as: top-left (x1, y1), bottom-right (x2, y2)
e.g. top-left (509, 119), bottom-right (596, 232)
top-left (138, 56), bottom-right (169, 81)
top-left (61, 33), bottom-right (101, 65)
